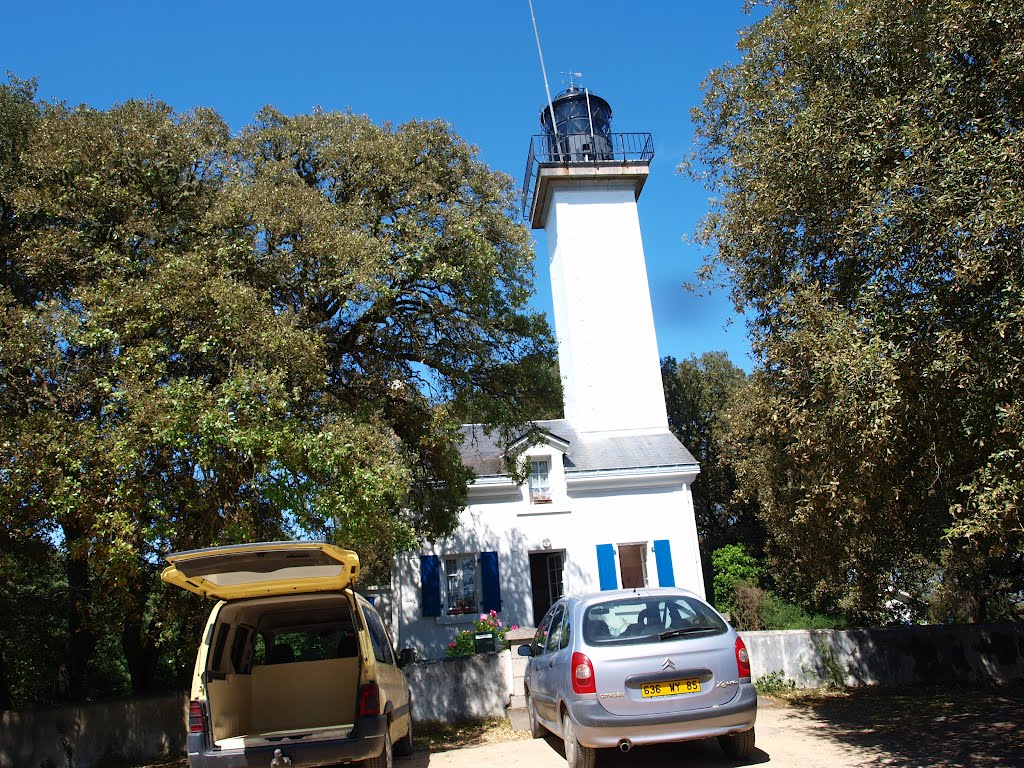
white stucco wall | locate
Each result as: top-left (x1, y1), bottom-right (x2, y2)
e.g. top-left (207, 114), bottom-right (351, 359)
top-left (393, 466), bottom-right (704, 659)
top-left (546, 182), bottom-right (667, 434)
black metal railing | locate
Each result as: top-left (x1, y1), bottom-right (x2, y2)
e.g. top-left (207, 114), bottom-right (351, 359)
top-left (522, 132), bottom-right (654, 219)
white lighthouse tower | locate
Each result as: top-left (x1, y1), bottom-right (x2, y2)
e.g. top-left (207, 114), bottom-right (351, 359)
top-left (526, 86), bottom-right (667, 434)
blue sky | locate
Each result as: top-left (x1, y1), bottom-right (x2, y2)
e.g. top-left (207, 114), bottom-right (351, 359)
top-left (3, 1), bottom-right (757, 370)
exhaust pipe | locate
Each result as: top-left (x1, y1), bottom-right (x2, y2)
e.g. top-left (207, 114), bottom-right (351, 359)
top-left (618, 740), bottom-right (632, 753)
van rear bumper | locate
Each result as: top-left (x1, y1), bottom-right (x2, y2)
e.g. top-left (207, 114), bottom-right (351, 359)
top-left (186, 715), bottom-right (386, 768)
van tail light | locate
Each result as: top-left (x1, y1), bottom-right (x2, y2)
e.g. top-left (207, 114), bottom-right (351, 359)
top-left (358, 682), bottom-right (380, 717)
top-left (188, 700), bottom-right (206, 734)
top-left (735, 636), bottom-right (751, 681)
top-left (571, 652), bottom-right (596, 694)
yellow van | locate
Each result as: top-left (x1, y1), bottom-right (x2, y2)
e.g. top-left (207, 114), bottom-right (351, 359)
top-left (161, 541), bottom-right (413, 768)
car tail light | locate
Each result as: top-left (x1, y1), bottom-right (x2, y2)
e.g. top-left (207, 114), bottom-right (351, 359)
top-left (571, 652), bottom-right (596, 694)
top-left (735, 636), bottom-right (751, 681)
top-left (188, 700), bottom-right (206, 734)
top-left (358, 682), bottom-right (380, 717)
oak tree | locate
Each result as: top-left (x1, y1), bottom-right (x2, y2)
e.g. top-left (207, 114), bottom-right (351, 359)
top-left (687, 0), bottom-right (1024, 621)
top-left (0, 79), bottom-right (557, 700)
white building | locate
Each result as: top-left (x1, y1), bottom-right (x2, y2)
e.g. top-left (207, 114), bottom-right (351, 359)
top-left (393, 87), bottom-right (704, 657)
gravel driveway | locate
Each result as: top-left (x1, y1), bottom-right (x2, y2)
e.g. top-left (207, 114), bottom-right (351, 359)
top-left (402, 685), bottom-right (1024, 768)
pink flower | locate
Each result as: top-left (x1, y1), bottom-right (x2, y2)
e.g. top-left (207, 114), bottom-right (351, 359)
top-left (511, 624), bottom-right (519, 630)
top-left (490, 609), bottom-right (497, 616)
top-left (448, 643), bottom-right (456, 648)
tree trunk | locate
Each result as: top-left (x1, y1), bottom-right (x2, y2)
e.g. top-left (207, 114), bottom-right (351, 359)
top-left (0, 642), bottom-right (13, 710)
top-left (63, 550), bottom-right (96, 702)
top-left (121, 573), bottom-right (161, 693)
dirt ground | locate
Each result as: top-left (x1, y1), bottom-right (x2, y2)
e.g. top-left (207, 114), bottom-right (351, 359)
top-left (134, 684), bottom-right (1024, 768)
top-left (402, 685), bottom-right (1024, 768)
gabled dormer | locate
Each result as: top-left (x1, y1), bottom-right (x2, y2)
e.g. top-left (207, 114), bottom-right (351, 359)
top-left (508, 427), bottom-right (571, 512)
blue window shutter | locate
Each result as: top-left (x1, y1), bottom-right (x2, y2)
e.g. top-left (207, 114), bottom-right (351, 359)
top-left (653, 539), bottom-right (675, 587)
top-left (480, 551), bottom-right (501, 613)
top-left (596, 544), bottom-right (617, 591)
top-left (420, 555), bottom-right (441, 617)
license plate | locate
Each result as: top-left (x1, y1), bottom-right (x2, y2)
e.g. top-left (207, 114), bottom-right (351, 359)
top-left (641, 678), bottom-right (701, 698)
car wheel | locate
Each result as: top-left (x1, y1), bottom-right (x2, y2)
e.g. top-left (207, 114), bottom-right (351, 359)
top-left (527, 694), bottom-right (546, 739)
top-left (718, 726), bottom-right (756, 760)
top-left (364, 726), bottom-right (393, 768)
top-left (394, 711), bottom-right (414, 756)
top-left (562, 711), bottom-right (597, 768)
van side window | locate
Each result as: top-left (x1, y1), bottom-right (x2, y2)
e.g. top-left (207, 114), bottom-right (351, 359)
top-left (546, 605), bottom-right (565, 653)
top-left (533, 607), bottom-right (554, 655)
top-left (559, 612), bottom-right (571, 650)
top-left (231, 626), bottom-right (253, 673)
top-left (253, 633), bottom-right (267, 666)
top-left (210, 623), bottom-right (230, 671)
top-left (361, 605), bottom-right (395, 665)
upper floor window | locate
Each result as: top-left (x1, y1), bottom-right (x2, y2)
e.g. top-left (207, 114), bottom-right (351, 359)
top-left (529, 459), bottom-right (551, 503)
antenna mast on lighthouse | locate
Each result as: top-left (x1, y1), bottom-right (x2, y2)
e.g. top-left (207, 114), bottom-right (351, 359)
top-left (527, 0), bottom-right (559, 138)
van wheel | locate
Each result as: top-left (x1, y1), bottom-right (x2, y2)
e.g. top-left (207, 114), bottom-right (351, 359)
top-left (718, 726), bottom-right (756, 760)
top-left (364, 728), bottom-right (392, 768)
top-left (562, 712), bottom-right (597, 768)
top-left (394, 711), bottom-right (414, 756)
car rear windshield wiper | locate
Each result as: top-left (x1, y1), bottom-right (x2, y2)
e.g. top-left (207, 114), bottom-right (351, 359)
top-left (659, 626), bottom-right (718, 640)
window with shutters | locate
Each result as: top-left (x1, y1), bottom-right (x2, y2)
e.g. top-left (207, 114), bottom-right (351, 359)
top-left (421, 551), bottom-right (501, 618)
top-left (445, 555), bottom-right (478, 615)
top-left (618, 543), bottom-right (648, 589)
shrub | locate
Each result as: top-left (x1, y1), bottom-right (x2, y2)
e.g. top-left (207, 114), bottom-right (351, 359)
top-left (731, 581), bottom-right (766, 631)
top-left (761, 594), bottom-right (844, 630)
top-left (711, 544), bottom-right (761, 614)
top-left (445, 611), bottom-right (517, 657)
top-left (755, 670), bottom-right (796, 696)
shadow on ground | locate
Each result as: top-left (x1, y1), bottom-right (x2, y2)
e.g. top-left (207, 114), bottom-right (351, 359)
top-left (541, 733), bottom-right (770, 767)
top-left (776, 683), bottom-right (1024, 767)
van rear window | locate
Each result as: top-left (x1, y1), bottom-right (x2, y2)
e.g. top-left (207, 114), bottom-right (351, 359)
top-left (583, 596), bottom-right (727, 645)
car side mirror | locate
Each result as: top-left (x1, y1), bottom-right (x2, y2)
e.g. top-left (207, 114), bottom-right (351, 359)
top-left (517, 644), bottom-right (534, 657)
top-left (397, 647), bottom-right (418, 668)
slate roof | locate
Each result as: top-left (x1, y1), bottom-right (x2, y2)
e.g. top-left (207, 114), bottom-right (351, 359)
top-left (459, 419), bottom-right (698, 478)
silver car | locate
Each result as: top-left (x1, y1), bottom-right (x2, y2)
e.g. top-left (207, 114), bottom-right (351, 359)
top-left (519, 588), bottom-right (757, 767)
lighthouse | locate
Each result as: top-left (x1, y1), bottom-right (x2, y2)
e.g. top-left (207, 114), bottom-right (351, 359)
top-left (395, 83), bottom-right (706, 658)
top-left (524, 85), bottom-right (667, 435)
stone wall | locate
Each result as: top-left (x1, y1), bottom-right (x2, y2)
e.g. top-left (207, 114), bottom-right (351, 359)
top-left (405, 650), bottom-right (513, 722)
top-left (742, 623), bottom-right (1024, 688)
top-left (0, 692), bottom-right (186, 768)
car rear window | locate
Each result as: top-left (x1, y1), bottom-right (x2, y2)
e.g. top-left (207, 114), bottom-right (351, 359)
top-left (582, 595), bottom-right (727, 645)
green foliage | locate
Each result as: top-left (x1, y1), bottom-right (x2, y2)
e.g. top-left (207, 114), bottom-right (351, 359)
top-left (686, 0), bottom-right (1024, 623)
top-left (727, 578), bottom-right (843, 631)
top-left (711, 544), bottom-right (760, 614)
top-left (445, 611), bottom-right (513, 657)
top-left (755, 670), bottom-right (797, 696)
top-left (761, 594), bottom-right (844, 631)
top-left (0, 542), bottom-right (67, 707)
top-left (661, 353), bottom-right (763, 595)
top-left (0, 77), bottom-right (558, 703)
